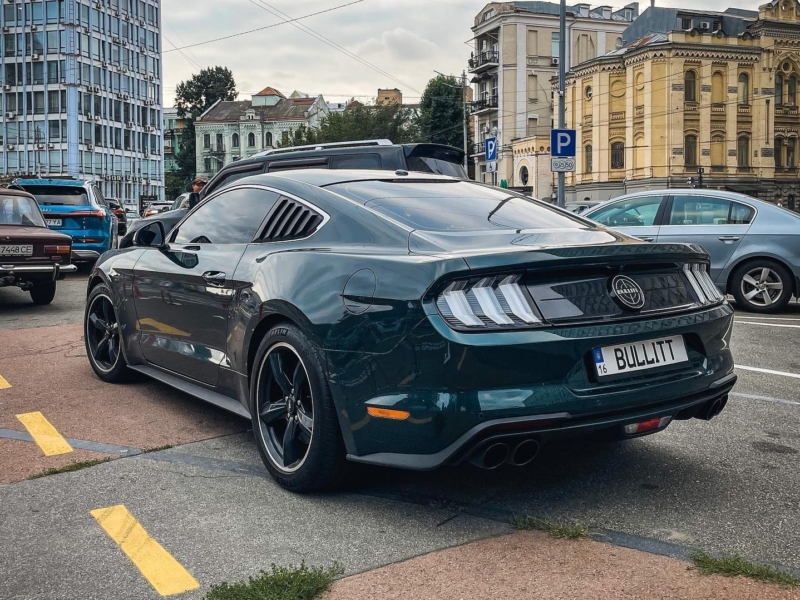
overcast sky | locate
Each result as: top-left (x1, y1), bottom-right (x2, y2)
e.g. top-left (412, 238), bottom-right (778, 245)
top-left (161, 0), bottom-right (764, 107)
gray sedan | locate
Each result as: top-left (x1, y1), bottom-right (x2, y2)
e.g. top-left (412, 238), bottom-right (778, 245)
top-left (583, 189), bottom-right (800, 313)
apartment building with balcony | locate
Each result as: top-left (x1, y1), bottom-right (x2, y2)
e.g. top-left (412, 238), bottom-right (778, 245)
top-left (194, 87), bottom-right (328, 180)
top-left (469, 1), bottom-right (638, 191)
top-left (0, 0), bottom-right (164, 205)
top-left (163, 106), bottom-right (187, 173)
top-left (564, 1), bottom-right (800, 207)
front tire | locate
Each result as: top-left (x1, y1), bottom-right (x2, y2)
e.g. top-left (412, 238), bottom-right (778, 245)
top-left (731, 260), bottom-right (793, 313)
top-left (30, 281), bottom-right (57, 305)
top-left (251, 324), bottom-right (348, 492)
top-left (85, 284), bottom-right (128, 382)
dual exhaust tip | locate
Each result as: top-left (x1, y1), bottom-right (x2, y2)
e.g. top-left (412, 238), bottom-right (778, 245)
top-left (468, 439), bottom-right (540, 470)
top-left (694, 395), bottom-right (729, 421)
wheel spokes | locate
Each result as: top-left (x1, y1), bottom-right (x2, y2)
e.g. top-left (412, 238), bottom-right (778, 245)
top-left (762, 290), bottom-right (774, 306)
top-left (260, 401), bottom-right (286, 425)
top-left (89, 313), bottom-right (108, 333)
top-left (269, 352), bottom-right (292, 397)
top-left (745, 288), bottom-right (761, 300)
top-left (102, 298), bottom-right (112, 324)
top-left (761, 268), bottom-right (771, 283)
top-left (296, 409), bottom-right (313, 444)
top-left (292, 362), bottom-right (307, 397)
top-left (108, 337), bottom-right (119, 365)
top-left (765, 282), bottom-right (783, 290)
top-left (743, 274), bottom-right (759, 286)
top-left (94, 337), bottom-right (109, 361)
top-left (282, 419), bottom-right (302, 467)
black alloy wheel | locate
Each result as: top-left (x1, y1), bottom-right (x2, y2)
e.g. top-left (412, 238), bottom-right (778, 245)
top-left (257, 343), bottom-right (314, 473)
top-left (251, 324), bottom-right (348, 492)
top-left (84, 285), bottom-right (128, 382)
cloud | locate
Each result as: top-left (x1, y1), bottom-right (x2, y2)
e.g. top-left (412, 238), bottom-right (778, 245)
top-left (355, 28), bottom-right (440, 61)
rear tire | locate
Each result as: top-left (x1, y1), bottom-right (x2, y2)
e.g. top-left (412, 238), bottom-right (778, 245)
top-left (250, 323), bottom-right (348, 493)
top-left (85, 284), bottom-right (129, 383)
top-left (731, 260), bottom-right (793, 314)
top-left (30, 281), bottom-right (56, 305)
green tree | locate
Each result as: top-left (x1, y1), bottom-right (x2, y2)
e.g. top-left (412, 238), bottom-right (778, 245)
top-left (281, 104), bottom-right (420, 147)
top-left (419, 75), bottom-right (469, 150)
top-left (173, 67), bottom-right (238, 193)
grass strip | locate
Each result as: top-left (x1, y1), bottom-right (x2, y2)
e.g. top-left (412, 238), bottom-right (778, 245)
top-left (205, 563), bottom-right (343, 600)
top-left (28, 457), bottom-right (113, 479)
top-left (142, 444), bottom-right (173, 453)
top-left (510, 516), bottom-right (589, 540)
top-left (691, 552), bottom-right (800, 587)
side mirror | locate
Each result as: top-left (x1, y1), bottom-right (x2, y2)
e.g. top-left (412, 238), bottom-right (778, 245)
top-left (134, 221), bottom-right (167, 249)
top-left (108, 201), bottom-right (121, 210)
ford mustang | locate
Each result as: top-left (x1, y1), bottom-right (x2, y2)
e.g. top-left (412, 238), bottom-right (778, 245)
top-left (84, 170), bottom-right (737, 492)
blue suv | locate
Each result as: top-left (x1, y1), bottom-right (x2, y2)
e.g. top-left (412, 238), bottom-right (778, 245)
top-left (12, 179), bottom-right (118, 264)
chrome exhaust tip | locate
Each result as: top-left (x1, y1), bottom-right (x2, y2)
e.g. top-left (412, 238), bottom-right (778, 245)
top-left (468, 443), bottom-right (510, 470)
top-left (506, 439), bottom-right (540, 467)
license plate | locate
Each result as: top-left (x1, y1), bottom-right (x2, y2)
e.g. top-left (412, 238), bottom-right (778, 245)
top-left (45, 219), bottom-right (62, 227)
top-left (0, 244), bottom-right (33, 256)
top-left (593, 335), bottom-right (688, 378)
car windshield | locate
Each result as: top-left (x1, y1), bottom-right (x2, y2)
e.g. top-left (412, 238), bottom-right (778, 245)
top-left (327, 180), bottom-right (582, 232)
top-left (19, 186), bottom-right (90, 206)
top-left (0, 195), bottom-right (46, 227)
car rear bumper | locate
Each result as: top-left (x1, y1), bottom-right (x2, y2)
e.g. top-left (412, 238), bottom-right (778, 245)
top-left (71, 249), bottom-right (102, 261)
top-left (347, 374), bottom-right (736, 470)
top-left (0, 263), bottom-right (77, 281)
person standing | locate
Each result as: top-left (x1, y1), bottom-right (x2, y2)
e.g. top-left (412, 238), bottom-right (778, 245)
top-left (188, 177), bottom-right (207, 209)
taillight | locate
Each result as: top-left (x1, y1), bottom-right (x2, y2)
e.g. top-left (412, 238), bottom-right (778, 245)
top-left (436, 275), bottom-right (544, 330)
top-left (113, 209), bottom-right (124, 217)
top-left (70, 209), bottom-right (106, 218)
top-left (44, 245), bottom-right (71, 254)
top-left (683, 263), bottom-right (725, 305)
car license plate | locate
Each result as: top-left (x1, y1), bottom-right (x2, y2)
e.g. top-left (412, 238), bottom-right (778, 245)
top-left (0, 244), bottom-right (33, 256)
top-left (593, 335), bottom-right (688, 378)
top-left (45, 219), bottom-right (62, 227)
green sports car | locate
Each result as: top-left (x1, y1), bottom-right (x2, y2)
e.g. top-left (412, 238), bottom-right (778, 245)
top-left (84, 170), bottom-right (737, 492)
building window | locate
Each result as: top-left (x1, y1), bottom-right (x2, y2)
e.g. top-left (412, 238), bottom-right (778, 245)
top-left (685, 134), bottom-right (698, 166)
top-left (232, 133), bottom-right (239, 148)
top-left (584, 144), bottom-right (592, 173)
top-left (738, 73), bottom-right (750, 105)
top-left (775, 137), bottom-right (784, 167)
top-left (788, 138), bottom-right (796, 167)
top-left (684, 71), bottom-right (696, 103)
top-left (711, 71), bottom-right (725, 104)
top-left (203, 134), bottom-right (210, 149)
top-left (216, 133), bottom-right (223, 152)
top-left (681, 17), bottom-right (692, 29)
top-left (789, 76), bottom-right (797, 106)
top-left (611, 141), bottom-right (624, 169)
top-left (519, 166), bottom-right (529, 186)
top-left (248, 132), bottom-right (255, 147)
top-left (203, 157), bottom-right (211, 172)
top-left (776, 74), bottom-right (784, 106)
top-left (551, 32), bottom-right (559, 58)
top-left (265, 132), bottom-right (273, 147)
top-left (737, 136), bottom-right (750, 167)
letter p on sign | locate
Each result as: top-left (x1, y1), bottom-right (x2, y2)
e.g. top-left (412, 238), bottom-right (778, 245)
top-left (550, 129), bottom-right (576, 158)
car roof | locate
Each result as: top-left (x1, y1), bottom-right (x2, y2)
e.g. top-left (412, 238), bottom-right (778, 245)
top-left (584, 188), bottom-right (775, 215)
top-left (240, 168), bottom-right (460, 188)
top-left (0, 187), bottom-right (38, 200)
top-left (14, 179), bottom-right (89, 187)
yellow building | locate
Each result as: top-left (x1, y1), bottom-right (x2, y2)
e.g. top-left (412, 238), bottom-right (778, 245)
top-left (564, 0), bottom-right (800, 210)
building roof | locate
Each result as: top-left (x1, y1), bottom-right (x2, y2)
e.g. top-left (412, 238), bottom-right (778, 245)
top-left (254, 86), bottom-right (286, 98)
top-left (198, 97), bottom-right (319, 123)
top-left (622, 6), bottom-right (756, 43)
top-left (511, 1), bottom-right (637, 21)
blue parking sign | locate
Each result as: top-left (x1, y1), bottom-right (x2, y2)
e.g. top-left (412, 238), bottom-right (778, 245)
top-left (485, 137), bottom-right (498, 162)
top-left (550, 129), bottom-right (576, 157)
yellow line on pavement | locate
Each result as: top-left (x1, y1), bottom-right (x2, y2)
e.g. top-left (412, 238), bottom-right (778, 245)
top-left (15, 411), bottom-right (73, 456)
top-left (90, 505), bottom-right (199, 596)
top-left (0, 374), bottom-right (10, 389)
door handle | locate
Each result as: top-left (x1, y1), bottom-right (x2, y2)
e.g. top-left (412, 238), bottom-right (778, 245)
top-left (202, 271), bottom-right (227, 286)
top-left (718, 236), bottom-right (741, 242)
top-left (637, 236), bottom-right (656, 242)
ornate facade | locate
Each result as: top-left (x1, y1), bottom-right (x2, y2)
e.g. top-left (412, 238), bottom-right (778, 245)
top-left (564, 0), bottom-right (800, 208)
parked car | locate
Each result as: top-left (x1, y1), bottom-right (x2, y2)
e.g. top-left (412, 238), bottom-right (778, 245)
top-left (125, 208), bottom-right (141, 224)
top-left (107, 200), bottom-right (128, 236)
top-left (86, 170), bottom-right (736, 492)
top-left (142, 202), bottom-right (173, 217)
top-left (171, 193), bottom-right (190, 211)
top-left (120, 140), bottom-right (467, 248)
top-left (11, 178), bottom-right (118, 265)
top-left (566, 201), bottom-right (600, 215)
top-left (583, 189), bottom-right (800, 313)
top-left (0, 188), bottom-right (77, 304)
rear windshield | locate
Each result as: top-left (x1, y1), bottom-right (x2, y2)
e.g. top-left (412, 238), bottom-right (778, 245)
top-left (19, 186), bottom-right (90, 206)
top-left (405, 156), bottom-right (467, 179)
top-left (0, 195), bottom-right (46, 227)
top-left (326, 180), bottom-right (583, 232)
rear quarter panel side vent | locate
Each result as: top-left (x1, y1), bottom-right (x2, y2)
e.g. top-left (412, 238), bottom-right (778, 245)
top-left (261, 196), bottom-right (325, 242)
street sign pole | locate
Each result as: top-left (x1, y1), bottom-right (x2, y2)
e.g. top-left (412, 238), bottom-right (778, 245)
top-left (557, 0), bottom-right (567, 208)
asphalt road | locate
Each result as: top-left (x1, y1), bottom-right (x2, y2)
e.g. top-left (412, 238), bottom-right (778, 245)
top-left (1, 279), bottom-right (799, 599)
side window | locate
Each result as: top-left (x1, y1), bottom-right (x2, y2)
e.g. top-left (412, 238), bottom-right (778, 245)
top-left (590, 196), bottom-right (663, 227)
top-left (92, 185), bottom-right (107, 207)
top-left (172, 188), bottom-right (280, 245)
top-left (669, 196), bottom-right (732, 225)
top-left (730, 202), bottom-right (755, 225)
top-left (329, 153), bottom-right (382, 169)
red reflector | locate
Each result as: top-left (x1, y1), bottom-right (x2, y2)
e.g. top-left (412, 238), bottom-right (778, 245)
top-left (636, 418), bottom-right (662, 433)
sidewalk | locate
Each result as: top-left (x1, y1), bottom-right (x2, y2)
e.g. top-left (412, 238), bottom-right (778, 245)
top-left (324, 531), bottom-right (799, 600)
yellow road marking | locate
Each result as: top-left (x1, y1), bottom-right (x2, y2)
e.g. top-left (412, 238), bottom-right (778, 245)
top-left (91, 505), bottom-right (199, 596)
top-left (15, 411), bottom-right (72, 456)
top-left (0, 374), bottom-right (10, 389)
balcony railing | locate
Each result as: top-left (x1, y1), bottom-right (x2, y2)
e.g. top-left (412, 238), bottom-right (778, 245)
top-left (711, 103), bottom-right (725, 113)
top-left (738, 104), bottom-right (751, 115)
top-left (468, 51), bottom-right (499, 73)
top-left (470, 95), bottom-right (498, 114)
top-left (472, 143), bottom-right (485, 156)
top-left (610, 111), bottom-right (625, 122)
